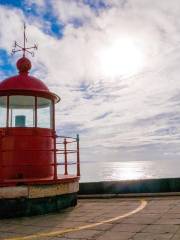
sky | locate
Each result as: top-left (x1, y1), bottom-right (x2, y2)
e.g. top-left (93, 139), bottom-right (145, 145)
top-left (0, 0), bottom-right (180, 163)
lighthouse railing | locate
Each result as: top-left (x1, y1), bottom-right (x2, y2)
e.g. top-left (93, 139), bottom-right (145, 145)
top-left (55, 134), bottom-right (80, 178)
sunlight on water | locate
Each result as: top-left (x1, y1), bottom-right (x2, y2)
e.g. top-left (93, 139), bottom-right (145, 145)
top-left (79, 160), bottom-right (180, 182)
top-left (94, 161), bottom-right (152, 182)
top-left (110, 162), bottom-right (146, 180)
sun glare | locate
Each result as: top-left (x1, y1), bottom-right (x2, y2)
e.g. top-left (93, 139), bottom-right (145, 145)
top-left (98, 38), bottom-right (145, 78)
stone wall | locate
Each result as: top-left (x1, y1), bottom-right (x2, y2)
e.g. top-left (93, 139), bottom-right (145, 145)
top-left (79, 178), bottom-right (180, 195)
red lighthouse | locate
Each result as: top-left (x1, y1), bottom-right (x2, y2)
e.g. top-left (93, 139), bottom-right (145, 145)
top-left (0, 25), bottom-right (80, 218)
top-left (0, 55), bottom-right (61, 181)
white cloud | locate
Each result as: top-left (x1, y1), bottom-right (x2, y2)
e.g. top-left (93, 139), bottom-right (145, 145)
top-left (0, 6), bottom-right (24, 51)
top-left (52, 0), bottom-right (95, 24)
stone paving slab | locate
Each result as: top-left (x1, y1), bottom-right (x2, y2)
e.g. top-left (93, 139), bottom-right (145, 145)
top-left (1, 197), bottom-right (180, 239)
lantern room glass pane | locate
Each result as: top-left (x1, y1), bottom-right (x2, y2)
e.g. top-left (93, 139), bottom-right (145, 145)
top-left (37, 97), bottom-right (52, 129)
top-left (9, 96), bottom-right (35, 127)
top-left (0, 96), bottom-right (7, 127)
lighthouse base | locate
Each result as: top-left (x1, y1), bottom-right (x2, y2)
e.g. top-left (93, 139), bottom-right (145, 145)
top-left (0, 180), bottom-right (79, 218)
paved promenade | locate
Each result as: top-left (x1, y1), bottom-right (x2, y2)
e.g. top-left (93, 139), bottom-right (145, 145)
top-left (1, 196), bottom-right (180, 240)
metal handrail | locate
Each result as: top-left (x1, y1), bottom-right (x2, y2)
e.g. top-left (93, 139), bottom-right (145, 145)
top-left (55, 134), bottom-right (80, 176)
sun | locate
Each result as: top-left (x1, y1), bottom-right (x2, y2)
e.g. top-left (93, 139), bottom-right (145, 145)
top-left (98, 38), bottom-right (145, 79)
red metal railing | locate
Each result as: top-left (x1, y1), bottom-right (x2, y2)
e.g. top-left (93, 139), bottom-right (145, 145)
top-left (55, 134), bottom-right (80, 178)
top-left (0, 132), bottom-right (80, 185)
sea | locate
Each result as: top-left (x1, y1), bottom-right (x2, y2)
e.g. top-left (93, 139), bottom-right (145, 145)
top-left (76, 159), bottom-right (180, 182)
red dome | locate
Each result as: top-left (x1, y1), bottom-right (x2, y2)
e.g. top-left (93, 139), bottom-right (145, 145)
top-left (0, 74), bottom-right (49, 92)
top-left (0, 57), bottom-right (60, 103)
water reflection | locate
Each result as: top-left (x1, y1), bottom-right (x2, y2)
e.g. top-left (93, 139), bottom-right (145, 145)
top-left (79, 160), bottom-right (180, 182)
top-left (110, 162), bottom-right (145, 180)
top-left (100, 161), bottom-right (151, 181)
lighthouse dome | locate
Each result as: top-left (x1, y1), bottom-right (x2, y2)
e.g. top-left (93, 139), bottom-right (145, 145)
top-left (0, 57), bottom-right (60, 103)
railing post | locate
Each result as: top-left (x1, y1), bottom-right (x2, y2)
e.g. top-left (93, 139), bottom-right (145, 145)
top-left (76, 134), bottom-right (80, 177)
top-left (6, 96), bottom-right (9, 127)
top-left (53, 133), bottom-right (57, 180)
top-left (64, 138), bottom-right (68, 175)
top-left (0, 131), bottom-right (3, 183)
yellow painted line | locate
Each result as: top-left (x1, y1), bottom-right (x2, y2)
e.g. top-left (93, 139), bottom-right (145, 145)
top-left (5, 199), bottom-right (147, 240)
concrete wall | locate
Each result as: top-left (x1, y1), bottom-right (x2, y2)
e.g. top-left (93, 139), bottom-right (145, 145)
top-left (0, 181), bottom-right (79, 199)
top-left (79, 178), bottom-right (180, 195)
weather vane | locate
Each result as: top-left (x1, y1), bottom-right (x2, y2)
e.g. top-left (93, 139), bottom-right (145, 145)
top-left (11, 23), bottom-right (38, 57)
